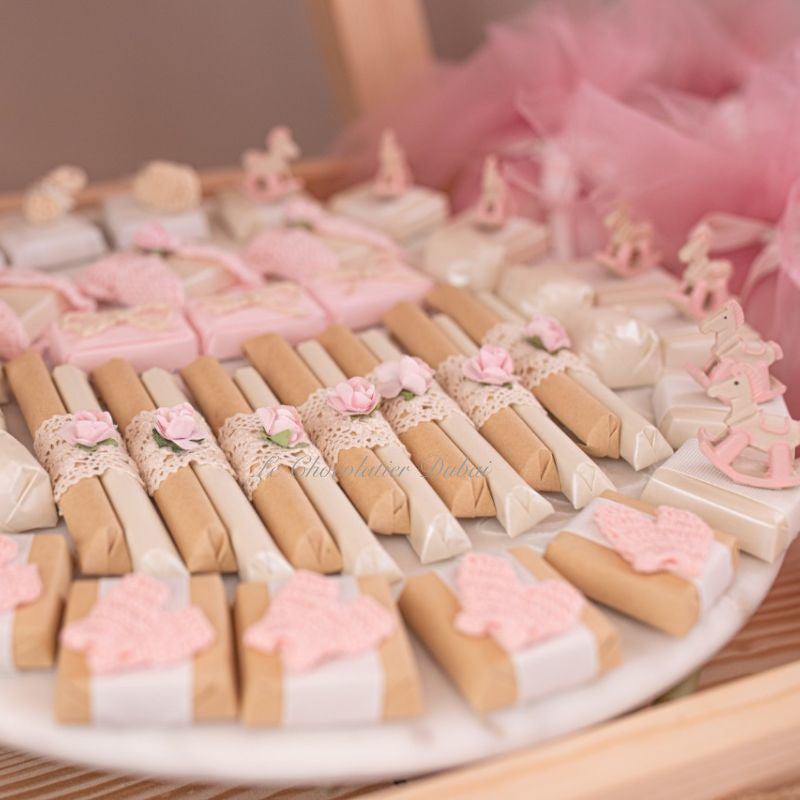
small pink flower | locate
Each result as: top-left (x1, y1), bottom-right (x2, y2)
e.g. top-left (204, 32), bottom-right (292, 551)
top-left (256, 405), bottom-right (308, 448)
top-left (373, 356), bottom-right (434, 399)
top-left (462, 345), bottom-right (516, 386)
top-left (326, 377), bottom-right (380, 416)
top-left (154, 402), bottom-right (204, 451)
top-left (133, 222), bottom-right (181, 253)
top-left (524, 314), bottom-right (571, 352)
top-left (61, 409), bottom-right (116, 448)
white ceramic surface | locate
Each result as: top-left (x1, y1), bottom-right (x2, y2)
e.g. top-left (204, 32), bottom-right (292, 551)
top-left (0, 383), bottom-right (782, 785)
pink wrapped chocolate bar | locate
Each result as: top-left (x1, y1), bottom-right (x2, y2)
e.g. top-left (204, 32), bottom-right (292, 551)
top-left (0, 269), bottom-right (95, 360)
top-left (185, 281), bottom-right (329, 360)
top-left (46, 303), bottom-right (198, 372)
top-left (244, 227), bottom-right (431, 330)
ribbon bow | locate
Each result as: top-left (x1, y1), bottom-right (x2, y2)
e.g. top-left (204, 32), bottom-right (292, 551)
top-left (61, 304), bottom-right (176, 338)
top-left (198, 284), bottom-right (307, 317)
top-left (321, 256), bottom-right (411, 295)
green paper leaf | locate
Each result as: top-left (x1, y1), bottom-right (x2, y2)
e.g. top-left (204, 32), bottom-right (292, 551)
top-left (75, 438), bottom-right (118, 453)
top-left (267, 429), bottom-right (293, 448)
top-left (400, 390), bottom-right (415, 401)
top-left (152, 428), bottom-right (186, 453)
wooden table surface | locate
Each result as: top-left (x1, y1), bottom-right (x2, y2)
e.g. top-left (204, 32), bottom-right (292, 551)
top-left (2, 539), bottom-right (798, 800)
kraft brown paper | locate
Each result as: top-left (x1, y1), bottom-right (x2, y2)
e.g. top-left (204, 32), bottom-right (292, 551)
top-left (235, 576), bottom-right (424, 726)
top-left (5, 351), bottom-right (130, 576)
top-left (399, 549), bottom-right (619, 714)
top-left (180, 356), bottom-right (342, 574)
top-left (243, 333), bottom-right (409, 535)
top-left (425, 285), bottom-right (621, 459)
top-left (317, 324), bottom-right (495, 518)
top-left (91, 358), bottom-right (236, 574)
top-left (55, 574), bottom-right (237, 724)
top-left (12, 535), bottom-right (71, 669)
top-left (544, 491), bottom-right (739, 637)
top-left (383, 302), bottom-right (560, 492)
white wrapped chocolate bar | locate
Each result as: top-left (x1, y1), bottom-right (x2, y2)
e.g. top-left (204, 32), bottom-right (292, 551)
top-left (641, 439), bottom-right (800, 562)
top-left (652, 369), bottom-right (789, 449)
top-left (496, 264), bottom-right (595, 320)
top-left (0, 214), bottom-right (106, 270)
top-left (561, 258), bottom-right (679, 306)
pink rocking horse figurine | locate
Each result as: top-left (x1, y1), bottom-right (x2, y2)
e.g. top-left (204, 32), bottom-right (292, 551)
top-left (687, 299), bottom-right (785, 401)
top-left (242, 126), bottom-right (303, 202)
top-left (671, 223), bottom-right (732, 319)
top-left (373, 129), bottom-right (412, 199)
top-left (472, 155), bottom-right (509, 230)
top-left (595, 207), bottom-right (660, 277)
top-left (698, 364), bottom-right (800, 489)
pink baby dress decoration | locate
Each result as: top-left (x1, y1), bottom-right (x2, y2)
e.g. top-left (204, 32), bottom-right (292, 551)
top-left (60, 574), bottom-right (216, 674)
top-left (243, 571), bottom-right (396, 672)
top-left (595, 207), bottom-right (660, 277)
top-left (593, 504), bottom-right (713, 578)
top-left (0, 535), bottom-right (42, 613)
top-left (373, 129), bottom-right (412, 199)
top-left (242, 126), bottom-right (303, 202)
top-left (454, 552), bottom-right (584, 651)
top-left (699, 365), bottom-right (800, 488)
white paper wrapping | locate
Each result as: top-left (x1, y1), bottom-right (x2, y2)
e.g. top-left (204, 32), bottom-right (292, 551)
top-left (0, 534), bottom-right (34, 673)
top-left (495, 264), bottom-right (596, 320)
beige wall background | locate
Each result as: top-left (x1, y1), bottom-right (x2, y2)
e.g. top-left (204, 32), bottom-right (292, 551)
top-left (0, 0), bottom-right (531, 192)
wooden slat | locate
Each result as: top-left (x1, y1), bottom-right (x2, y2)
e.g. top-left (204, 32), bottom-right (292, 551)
top-left (307, 0), bottom-right (432, 120)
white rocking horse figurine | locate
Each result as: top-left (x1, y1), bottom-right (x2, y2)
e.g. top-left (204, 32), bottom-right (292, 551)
top-left (687, 299), bottom-right (785, 401)
top-left (242, 126), bottom-right (303, 202)
top-left (472, 154), bottom-right (509, 230)
top-left (671, 223), bottom-right (732, 319)
top-left (373, 129), bottom-right (412, 199)
top-left (595, 206), bottom-right (660, 277)
top-left (698, 364), bottom-right (800, 489)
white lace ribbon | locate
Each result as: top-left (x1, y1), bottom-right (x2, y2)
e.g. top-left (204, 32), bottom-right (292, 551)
top-left (33, 414), bottom-right (142, 502)
top-left (436, 354), bottom-right (542, 430)
top-left (298, 388), bottom-right (405, 468)
top-left (218, 411), bottom-right (322, 499)
top-left (124, 410), bottom-right (234, 495)
top-left (483, 321), bottom-right (593, 390)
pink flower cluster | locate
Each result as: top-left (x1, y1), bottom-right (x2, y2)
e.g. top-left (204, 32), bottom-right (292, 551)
top-left (373, 356), bottom-right (434, 399)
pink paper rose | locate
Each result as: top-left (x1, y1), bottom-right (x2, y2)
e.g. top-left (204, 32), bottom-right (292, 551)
top-left (133, 221), bottom-right (180, 253)
top-left (256, 405), bottom-right (309, 448)
top-left (524, 314), bottom-right (571, 352)
top-left (462, 345), bottom-right (516, 385)
top-left (153, 402), bottom-right (205, 452)
top-left (373, 356), bottom-right (434, 399)
top-left (61, 409), bottom-right (117, 449)
top-left (326, 377), bottom-right (380, 416)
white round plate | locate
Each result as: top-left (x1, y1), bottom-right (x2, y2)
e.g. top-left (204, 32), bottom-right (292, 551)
top-left (0, 388), bottom-right (783, 784)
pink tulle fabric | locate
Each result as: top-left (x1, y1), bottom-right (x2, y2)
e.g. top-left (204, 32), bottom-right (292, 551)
top-left (341, 0), bottom-right (800, 411)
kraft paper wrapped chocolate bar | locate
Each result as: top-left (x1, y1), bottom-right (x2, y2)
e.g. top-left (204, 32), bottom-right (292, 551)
top-left (400, 548), bottom-right (620, 713)
top-left (0, 533), bottom-right (71, 672)
top-left (47, 303), bottom-right (199, 372)
top-left (102, 161), bottom-right (210, 249)
top-left (244, 225), bottom-right (431, 330)
top-left (56, 573), bottom-right (237, 724)
top-left (0, 269), bottom-right (95, 360)
top-left (329, 130), bottom-right (449, 249)
top-left (0, 166), bottom-right (106, 270)
top-left (217, 127), bottom-right (314, 240)
top-left (235, 571), bottom-right (423, 726)
top-left (422, 156), bottom-right (548, 290)
top-left (185, 281), bottom-right (329, 360)
top-left (545, 492), bottom-right (737, 637)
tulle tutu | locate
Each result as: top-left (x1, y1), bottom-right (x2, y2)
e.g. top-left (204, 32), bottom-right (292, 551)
top-left (340, 0), bottom-right (800, 412)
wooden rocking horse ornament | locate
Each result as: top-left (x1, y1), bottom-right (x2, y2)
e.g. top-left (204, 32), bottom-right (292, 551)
top-left (687, 299), bottom-right (785, 402)
top-left (595, 206), bottom-right (660, 277)
top-left (698, 363), bottom-right (800, 489)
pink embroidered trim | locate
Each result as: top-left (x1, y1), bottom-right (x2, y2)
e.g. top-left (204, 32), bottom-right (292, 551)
top-left (0, 267), bottom-right (95, 312)
top-left (454, 552), bottom-right (584, 651)
top-left (243, 227), bottom-right (339, 282)
top-left (243, 571), bottom-right (396, 672)
top-left (0, 299), bottom-right (30, 360)
top-left (593, 504), bottom-right (713, 578)
top-left (0, 535), bottom-right (42, 613)
top-left (60, 574), bottom-right (215, 675)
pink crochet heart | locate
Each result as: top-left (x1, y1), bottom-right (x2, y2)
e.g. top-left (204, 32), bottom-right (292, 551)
top-left (593, 504), bottom-right (713, 578)
top-left (454, 552), bottom-right (584, 651)
top-left (244, 571), bottom-right (396, 672)
top-left (0, 535), bottom-right (42, 613)
top-left (60, 573), bottom-right (215, 674)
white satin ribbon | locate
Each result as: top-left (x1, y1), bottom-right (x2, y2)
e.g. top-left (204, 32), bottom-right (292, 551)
top-left (90, 577), bottom-right (193, 725)
top-left (438, 552), bottom-right (598, 705)
top-left (564, 497), bottom-right (734, 614)
top-left (0, 534), bottom-right (34, 673)
top-left (279, 576), bottom-right (385, 726)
